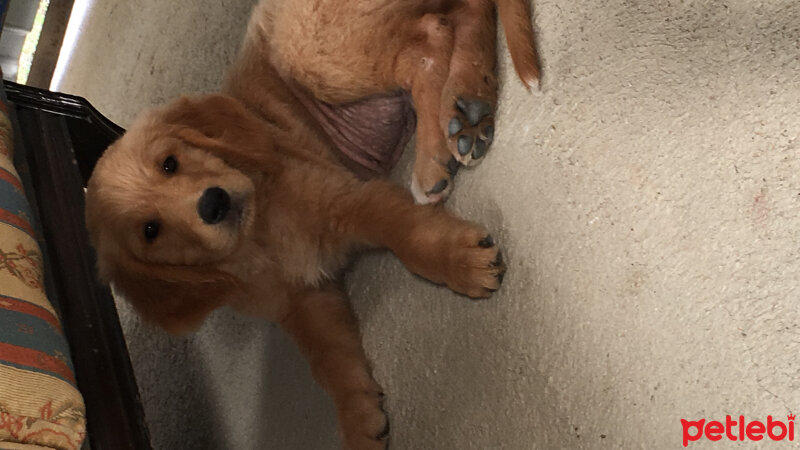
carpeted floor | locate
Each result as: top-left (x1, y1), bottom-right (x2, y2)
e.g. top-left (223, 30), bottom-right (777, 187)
top-left (57, 0), bottom-right (800, 448)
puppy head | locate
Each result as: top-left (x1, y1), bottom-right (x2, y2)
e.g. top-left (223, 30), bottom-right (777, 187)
top-left (86, 94), bottom-right (270, 333)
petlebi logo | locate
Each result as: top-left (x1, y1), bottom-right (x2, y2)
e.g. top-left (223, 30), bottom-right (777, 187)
top-left (681, 414), bottom-right (796, 447)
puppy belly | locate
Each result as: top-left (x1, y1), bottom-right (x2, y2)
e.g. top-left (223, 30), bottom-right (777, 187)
top-left (292, 87), bottom-right (417, 177)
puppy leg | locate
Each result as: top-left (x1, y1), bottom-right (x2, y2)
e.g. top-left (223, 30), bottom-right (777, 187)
top-left (280, 284), bottom-right (388, 450)
top-left (337, 180), bottom-right (506, 298)
top-left (395, 14), bottom-right (458, 204)
top-left (395, 3), bottom-right (502, 201)
top-left (440, 0), bottom-right (499, 167)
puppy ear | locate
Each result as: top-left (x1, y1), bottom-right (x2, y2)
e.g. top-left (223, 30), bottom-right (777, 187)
top-left (104, 256), bottom-right (242, 335)
top-left (157, 94), bottom-right (280, 172)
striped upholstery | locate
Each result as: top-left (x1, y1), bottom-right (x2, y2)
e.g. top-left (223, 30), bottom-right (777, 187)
top-left (0, 95), bottom-right (86, 448)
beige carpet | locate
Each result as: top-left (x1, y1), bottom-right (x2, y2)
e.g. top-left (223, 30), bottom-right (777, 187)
top-left (57, 0), bottom-right (800, 448)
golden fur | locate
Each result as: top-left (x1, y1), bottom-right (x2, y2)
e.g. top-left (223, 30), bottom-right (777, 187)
top-left (85, 1), bottom-right (538, 448)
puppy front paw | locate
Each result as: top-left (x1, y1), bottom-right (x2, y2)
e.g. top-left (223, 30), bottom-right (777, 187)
top-left (394, 216), bottom-right (507, 298)
top-left (444, 232), bottom-right (506, 298)
top-left (338, 391), bottom-right (390, 450)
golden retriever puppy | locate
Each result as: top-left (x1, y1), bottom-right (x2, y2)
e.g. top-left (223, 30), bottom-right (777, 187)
top-left (85, 0), bottom-right (538, 448)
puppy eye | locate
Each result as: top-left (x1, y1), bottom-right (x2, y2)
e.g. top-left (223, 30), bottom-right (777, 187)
top-left (162, 156), bottom-right (178, 174)
top-left (144, 221), bottom-right (160, 241)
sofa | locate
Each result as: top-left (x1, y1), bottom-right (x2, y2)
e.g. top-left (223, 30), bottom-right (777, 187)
top-left (0, 79), bottom-right (151, 450)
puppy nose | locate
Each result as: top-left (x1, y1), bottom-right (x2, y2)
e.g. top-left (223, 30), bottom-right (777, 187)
top-left (197, 187), bottom-right (231, 224)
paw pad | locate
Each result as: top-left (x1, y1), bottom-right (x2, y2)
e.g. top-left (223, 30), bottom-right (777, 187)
top-left (448, 97), bottom-right (495, 166)
top-left (457, 135), bottom-right (474, 155)
top-left (478, 235), bottom-right (495, 248)
top-left (448, 117), bottom-right (463, 136)
top-left (473, 139), bottom-right (488, 159)
top-left (456, 98), bottom-right (492, 126)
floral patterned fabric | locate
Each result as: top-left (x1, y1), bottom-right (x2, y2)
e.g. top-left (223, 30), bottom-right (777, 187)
top-left (0, 88), bottom-right (87, 449)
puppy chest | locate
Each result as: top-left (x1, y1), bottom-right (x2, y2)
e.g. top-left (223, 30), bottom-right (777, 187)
top-left (277, 238), bottom-right (347, 285)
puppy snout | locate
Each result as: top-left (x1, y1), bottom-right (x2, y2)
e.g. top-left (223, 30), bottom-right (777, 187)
top-left (197, 187), bottom-right (231, 225)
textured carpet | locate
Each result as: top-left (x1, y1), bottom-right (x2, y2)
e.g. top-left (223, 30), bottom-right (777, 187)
top-left (57, 0), bottom-right (800, 448)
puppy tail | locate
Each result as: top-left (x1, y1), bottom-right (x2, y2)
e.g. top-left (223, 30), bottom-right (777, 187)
top-left (495, 0), bottom-right (540, 90)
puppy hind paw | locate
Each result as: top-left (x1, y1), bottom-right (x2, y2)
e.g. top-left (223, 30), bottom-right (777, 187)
top-left (447, 97), bottom-right (495, 167)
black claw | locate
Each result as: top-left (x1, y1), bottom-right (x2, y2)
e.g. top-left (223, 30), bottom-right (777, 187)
top-left (473, 139), bottom-right (488, 159)
top-left (457, 135), bottom-right (473, 155)
top-left (478, 235), bottom-right (494, 248)
top-left (428, 179), bottom-right (448, 194)
top-left (491, 251), bottom-right (504, 267)
top-left (483, 125), bottom-right (494, 144)
top-left (448, 117), bottom-right (463, 136)
top-left (496, 270), bottom-right (506, 285)
top-left (376, 417), bottom-right (391, 440)
top-left (446, 157), bottom-right (460, 175)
